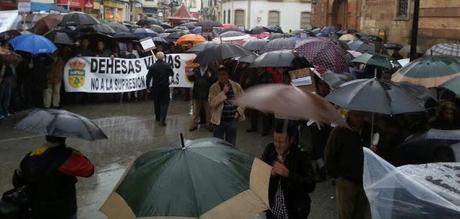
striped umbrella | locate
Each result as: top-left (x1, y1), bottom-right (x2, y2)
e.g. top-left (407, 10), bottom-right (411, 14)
top-left (101, 137), bottom-right (270, 219)
top-left (392, 56), bottom-right (460, 88)
top-left (425, 43), bottom-right (460, 58)
top-left (295, 38), bottom-right (350, 73)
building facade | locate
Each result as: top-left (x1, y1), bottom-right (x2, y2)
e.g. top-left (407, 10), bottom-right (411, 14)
top-left (221, 0), bottom-right (312, 30)
top-left (311, 0), bottom-right (460, 49)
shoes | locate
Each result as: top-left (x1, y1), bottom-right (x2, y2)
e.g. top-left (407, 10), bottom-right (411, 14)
top-left (246, 128), bottom-right (257, 133)
top-left (189, 126), bottom-right (198, 131)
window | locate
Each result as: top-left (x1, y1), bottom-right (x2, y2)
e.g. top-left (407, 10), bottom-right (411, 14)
top-left (396, 0), bottom-right (409, 18)
top-left (300, 12), bottom-right (311, 29)
top-left (227, 9), bottom-right (231, 24)
top-left (268, 11), bottom-right (280, 26)
top-left (223, 10), bottom-right (226, 23)
top-left (234, 10), bottom-right (245, 27)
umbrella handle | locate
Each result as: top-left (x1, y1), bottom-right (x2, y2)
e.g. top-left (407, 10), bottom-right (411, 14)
top-left (180, 133), bottom-right (185, 149)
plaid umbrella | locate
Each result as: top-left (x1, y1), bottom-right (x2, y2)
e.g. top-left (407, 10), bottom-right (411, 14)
top-left (391, 56), bottom-right (460, 88)
top-left (262, 38), bottom-right (296, 53)
top-left (425, 43), bottom-right (460, 58)
top-left (295, 38), bottom-right (350, 73)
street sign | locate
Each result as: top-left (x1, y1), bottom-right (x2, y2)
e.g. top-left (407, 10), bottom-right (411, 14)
top-left (140, 37), bottom-right (156, 51)
top-left (17, 0), bottom-right (31, 14)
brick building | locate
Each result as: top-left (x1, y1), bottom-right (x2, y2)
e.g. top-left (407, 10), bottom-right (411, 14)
top-left (311, 0), bottom-right (460, 49)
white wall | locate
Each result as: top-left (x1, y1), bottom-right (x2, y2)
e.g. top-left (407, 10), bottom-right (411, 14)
top-left (222, 0), bottom-right (311, 31)
top-left (32, 0), bottom-right (54, 3)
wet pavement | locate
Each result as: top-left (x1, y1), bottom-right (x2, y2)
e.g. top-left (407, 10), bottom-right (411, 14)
top-left (0, 100), bottom-right (337, 219)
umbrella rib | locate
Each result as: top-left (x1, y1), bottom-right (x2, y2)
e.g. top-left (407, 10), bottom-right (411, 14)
top-left (183, 152), bottom-right (201, 216)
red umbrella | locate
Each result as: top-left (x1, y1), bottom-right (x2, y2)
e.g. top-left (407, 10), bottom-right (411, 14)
top-left (295, 38), bottom-right (350, 73)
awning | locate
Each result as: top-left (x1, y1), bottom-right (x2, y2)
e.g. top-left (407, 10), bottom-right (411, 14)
top-left (31, 2), bottom-right (69, 13)
top-left (0, 10), bottom-right (20, 33)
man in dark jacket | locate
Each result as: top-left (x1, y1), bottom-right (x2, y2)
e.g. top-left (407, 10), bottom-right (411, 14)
top-left (146, 52), bottom-right (174, 126)
top-left (13, 135), bottom-right (94, 219)
top-left (188, 65), bottom-right (216, 131)
top-left (262, 121), bottom-right (315, 219)
top-left (325, 110), bottom-right (371, 219)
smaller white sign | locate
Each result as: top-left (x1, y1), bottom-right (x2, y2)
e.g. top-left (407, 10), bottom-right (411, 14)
top-left (18, 2), bottom-right (31, 13)
top-left (140, 37), bottom-right (156, 51)
top-left (291, 76), bottom-right (312, 87)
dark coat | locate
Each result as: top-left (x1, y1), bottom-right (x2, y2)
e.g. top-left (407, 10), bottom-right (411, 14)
top-left (324, 124), bottom-right (371, 183)
top-left (13, 145), bottom-right (94, 219)
top-left (187, 68), bottom-right (216, 100)
top-left (261, 143), bottom-right (315, 219)
top-left (146, 60), bottom-right (174, 103)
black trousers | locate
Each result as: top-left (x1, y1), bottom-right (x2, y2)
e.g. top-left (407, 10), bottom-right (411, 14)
top-left (152, 89), bottom-right (169, 123)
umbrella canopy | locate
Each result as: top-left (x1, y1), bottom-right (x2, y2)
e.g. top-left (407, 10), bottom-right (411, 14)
top-left (234, 53), bottom-right (259, 63)
top-left (250, 26), bottom-right (266, 34)
top-left (321, 26), bottom-right (338, 35)
top-left (250, 50), bottom-right (294, 68)
top-left (165, 31), bottom-right (188, 42)
top-left (30, 14), bottom-right (63, 35)
top-left (44, 30), bottom-right (74, 46)
top-left (9, 34), bottom-right (57, 55)
top-left (213, 35), bottom-right (255, 46)
top-left (15, 109), bottom-right (107, 141)
top-left (425, 43), bottom-right (460, 58)
top-left (262, 38), bottom-right (296, 53)
top-left (187, 41), bottom-right (219, 53)
top-left (190, 26), bottom-right (202, 34)
top-left (148, 24), bottom-right (165, 33)
top-left (180, 22), bottom-right (197, 30)
top-left (60, 12), bottom-right (98, 26)
top-left (352, 53), bottom-right (400, 70)
top-left (384, 43), bottom-right (403, 50)
top-left (176, 34), bottom-right (206, 46)
top-left (194, 43), bottom-right (252, 65)
top-left (101, 137), bottom-right (271, 219)
top-left (441, 76), bottom-right (460, 96)
top-left (295, 38), bottom-right (350, 73)
top-left (151, 37), bottom-right (168, 46)
top-left (223, 23), bottom-right (238, 29)
top-left (133, 28), bottom-right (158, 38)
top-left (243, 39), bottom-right (269, 52)
top-left (107, 22), bottom-right (130, 33)
top-left (113, 32), bottom-right (139, 42)
top-left (136, 18), bottom-right (162, 27)
top-left (76, 24), bottom-right (116, 35)
top-left (220, 31), bottom-right (246, 38)
top-left (339, 34), bottom-right (357, 42)
top-left (347, 50), bottom-right (362, 58)
top-left (326, 78), bottom-right (427, 115)
top-left (391, 56), bottom-right (460, 88)
top-left (234, 84), bottom-right (344, 124)
top-left (160, 22), bottom-right (173, 29)
top-left (322, 71), bottom-right (353, 89)
top-left (264, 26), bottom-right (283, 34)
top-left (348, 40), bottom-right (376, 54)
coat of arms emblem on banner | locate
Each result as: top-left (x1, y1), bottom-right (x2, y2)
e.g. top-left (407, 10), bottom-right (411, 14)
top-left (67, 58), bottom-right (86, 89)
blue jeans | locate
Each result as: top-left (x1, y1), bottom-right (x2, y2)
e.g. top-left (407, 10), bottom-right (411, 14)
top-left (213, 119), bottom-right (237, 146)
top-left (0, 81), bottom-right (12, 117)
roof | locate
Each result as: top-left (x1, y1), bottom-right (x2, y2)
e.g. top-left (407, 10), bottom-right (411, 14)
top-left (168, 5), bottom-right (198, 21)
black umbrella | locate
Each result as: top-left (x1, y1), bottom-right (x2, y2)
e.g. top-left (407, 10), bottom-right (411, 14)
top-left (151, 37), bottom-right (169, 47)
top-left (76, 24), bottom-right (116, 35)
top-left (234, 53), bottom-right (259, 63)
top-left (264, 25), bottom-right (283, 33)
top-left (243, 39), bottom-right (269, 52)
top-left (15, 109), bottom-right (107, 141)
top-left (137, 18), bottom-right (162, 27)
top-left (179, 22), bottom-right (196, 30)
top-left (194, 43), bottom-right (252, 65)
top-left (44, 30), bottom-right (74, 45)
top-left (113, 32), bottom-right (139, 42)
top-left (250, 50), bottom-right (294, 68)
top-left (348, 40), bottom-right (376, 54)
top-left (165, 31), bottom-right (188, 42)
top-left (250, 26), bottom-right (266, 34)
top-left (60, 12), bottom-right (99, 26)
top-left (149, 24), bottom-right (165, 33)
top-left (187, 41), bottom-right (219, 53)
top-left (107, 22), bottom-right (130, 33)
top-left (322, 71), bottom-right (353, 89)
top-left (160, 22), bottom-right (173, 29)
top-left (262, 38), bottom-right (296, 53)
top-left (326, 78), bottom-right (427, 115)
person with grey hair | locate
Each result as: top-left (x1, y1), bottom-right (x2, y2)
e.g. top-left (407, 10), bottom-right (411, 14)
top-left (146, 52), bottom-right (174, 126)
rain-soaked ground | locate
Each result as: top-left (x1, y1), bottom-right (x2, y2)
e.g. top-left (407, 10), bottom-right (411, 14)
top-left (0, 100), bottom-right (337, 219)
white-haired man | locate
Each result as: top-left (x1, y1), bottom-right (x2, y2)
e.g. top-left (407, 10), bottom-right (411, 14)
top-left (146, 52), bottom-right (174, 126)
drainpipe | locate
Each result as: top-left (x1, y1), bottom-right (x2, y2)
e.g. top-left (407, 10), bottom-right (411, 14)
top-left (247, 0), bottom-right (251, 29)
top-left (409, 0), bottom-right (420, 61)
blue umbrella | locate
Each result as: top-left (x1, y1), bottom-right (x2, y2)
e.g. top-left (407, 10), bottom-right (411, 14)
top-left (9, 34), bottom-right (57, 55)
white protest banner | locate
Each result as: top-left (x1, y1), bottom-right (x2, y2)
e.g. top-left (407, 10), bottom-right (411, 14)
top-left (64, 53), bottom-right (196, 93)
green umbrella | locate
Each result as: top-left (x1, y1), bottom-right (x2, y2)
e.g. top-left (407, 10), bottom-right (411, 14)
top-left (392, 56), bottom-right (460, 88)
top-left (101, 137), bottom-right (271, 219)
top-left (352, 53), bottom-right (399, 70)
top-left (441, 76), bottom-right (460, 96)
